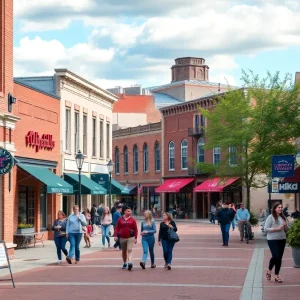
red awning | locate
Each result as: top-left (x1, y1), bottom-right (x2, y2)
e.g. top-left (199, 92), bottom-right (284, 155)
top-left (283, 167), bottom-right (300, 183)
top-left (155, 178), bottom-right (194, 193)
top-left (194, 177), bottom-right (239, 192)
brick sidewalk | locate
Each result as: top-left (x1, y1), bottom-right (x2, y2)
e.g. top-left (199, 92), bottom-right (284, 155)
top-left (0, 222), bottom-right (299, 300)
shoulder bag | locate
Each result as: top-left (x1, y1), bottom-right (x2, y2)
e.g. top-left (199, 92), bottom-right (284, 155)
top-left (168, 224), bottom-right (179, 243)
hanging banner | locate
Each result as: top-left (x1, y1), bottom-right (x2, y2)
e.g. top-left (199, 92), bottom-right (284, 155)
top-left (0, 149), bottom-right (14, 176)
top-left (268, 182), bottom-right (299, 194)
top-left (0, 241), bottom-right (15, 288)
top-left (272, 155), bottom-right (294, 178)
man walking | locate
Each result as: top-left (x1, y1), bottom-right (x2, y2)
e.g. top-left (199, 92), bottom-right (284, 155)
top-left (210, 204), bottom-right (216, 224)
top-left (236, 203), bottom-right (252, 241)
top-left (283, 204), bottom-right (289, 218)
top-left (112, 204), bottom-right (122, 250)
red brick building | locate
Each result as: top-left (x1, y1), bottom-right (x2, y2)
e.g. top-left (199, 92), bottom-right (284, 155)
top-left (112, 122), bottom-right (162, 214)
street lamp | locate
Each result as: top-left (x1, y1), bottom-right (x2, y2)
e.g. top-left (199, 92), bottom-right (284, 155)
top-left (75, 150), bottom-right (85, 211)
top-left (107, 159), bottom-right (114, 208)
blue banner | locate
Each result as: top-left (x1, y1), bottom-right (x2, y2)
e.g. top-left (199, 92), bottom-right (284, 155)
top-left (272, 155), bottom-right (295, 178)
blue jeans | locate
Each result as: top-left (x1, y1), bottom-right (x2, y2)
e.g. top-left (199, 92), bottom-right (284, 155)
top-left (101, 224), bottom-right (110, 246)
top-left (231, 219), bottom-right (236, 230)
top-left (161, 239), bottom-right (175, 265)
top-left (68, 233), bottom-right (83, 261)
top-left (210, 212), bottom-right (215, 224)
top-left (220, 223), bottom-right (230, 245)
top-left (142, 235), bottom-right (155, 264)
top-left (54, 236), bottom-right (68, 260)
top-left (113, 225), bottom-right (121, 249)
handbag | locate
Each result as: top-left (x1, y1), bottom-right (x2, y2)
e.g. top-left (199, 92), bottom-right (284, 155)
top-left (168, 228), bottom-right (180, 243)
top-left (123, 218), bottom-right (135, 238)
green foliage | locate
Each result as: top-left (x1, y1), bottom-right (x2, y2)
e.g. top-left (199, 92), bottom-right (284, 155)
top-left (287, 219), bottom-right (300, 248)
top-left (196, 70), bottom-right (300, 209)
top-left (249, 211), bottom-right (259, 226)
top-left (17, 223), bottom-right (34, 229)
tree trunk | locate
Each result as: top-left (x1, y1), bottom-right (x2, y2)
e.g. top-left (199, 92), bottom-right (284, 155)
top-left (246, 185), bottom-right (251, 210)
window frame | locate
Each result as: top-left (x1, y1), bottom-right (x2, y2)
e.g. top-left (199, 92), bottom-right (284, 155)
top-left (197, 138), bottom-right (205, 163)
top-left (82, 114), bottom-right (87, 155)
top-left (155, 142), bottom-right (160, 172)
top-left (169, 141), bottom-right (175, 170)
top-left (124, 146), bottom-right (128, 173)
top-left (74, 111), bottom-right (79, 153)
top-left (106, 123), bottom-right (110, 159)
top-left (213, 147), bottom-right (221, 165)
top-left (99, 120), bottom-right (103, 158)
top-left (92, 117), bottom-right (96, 157)
top-left (143, 143), bottom-right (149, 172)
top-left (229, 146), bottom-right (237, 166)
top-left (133, 145), bottom-right (139, 173)
top-left (65, 108), bottom-right (71, 152)
top-left (115, 147), bottom-right (120, 174)
top-left (181, 139), bottom-right (188, 170)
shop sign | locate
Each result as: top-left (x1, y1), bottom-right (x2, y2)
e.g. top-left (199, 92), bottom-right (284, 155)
top-left (269, 181), bottom-right (299, 193)
top-left (26, 131), bottom-right (55, 152)
top-left (0, 149), bottom-right (14, 176)
top-left (272, 155), bottom-right (294, 178)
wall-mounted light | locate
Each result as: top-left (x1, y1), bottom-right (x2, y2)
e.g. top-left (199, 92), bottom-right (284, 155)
top-left (8, 93), bottom-right (16, 112)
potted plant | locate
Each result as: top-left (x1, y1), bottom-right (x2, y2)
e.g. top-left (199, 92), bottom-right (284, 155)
top-left (17, 223), bottom-right (34, 234)
top-left (286, 219), bottom-right (300, 268)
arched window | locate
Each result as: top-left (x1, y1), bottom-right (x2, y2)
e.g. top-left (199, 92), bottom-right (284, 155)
top-left (133, 145), bottom-right (138, 173)
top-left (197, 138), bottom-right (205, 163)
top-left (229, 146), bottom-right (237, 166)
top-left (155, 143), bottom-right (160, 171)
top-left (124, 146), bottom-right (128, 173)
top-left (143, 143), bottom-right (148, 172)
top-left (213, 147), bottom-right (221, 165)
top-left (169, 141), bottom-right (175, 170)
top-left (181, 139), bottom-right (188, 169)
top-left (115, 147), bottom-right (120, 174)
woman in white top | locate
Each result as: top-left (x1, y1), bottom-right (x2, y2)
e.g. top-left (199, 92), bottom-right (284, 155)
top-left (264, 202), bottom-right (288, 283)
top-left (101, 207), bottom-right (112, 248)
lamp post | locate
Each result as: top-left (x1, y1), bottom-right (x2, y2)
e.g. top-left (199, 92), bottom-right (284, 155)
top-left (75, 150), bottom-right (85, 211)
top-left (107, 160), bottom-right (114, 208)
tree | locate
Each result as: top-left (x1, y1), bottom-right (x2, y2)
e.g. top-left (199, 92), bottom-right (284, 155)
top-left (196, 70), bottom-right (300, 210)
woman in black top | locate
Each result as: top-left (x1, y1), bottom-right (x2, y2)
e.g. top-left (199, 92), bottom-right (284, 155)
top-left (158, 212), bottom-right (177, 270)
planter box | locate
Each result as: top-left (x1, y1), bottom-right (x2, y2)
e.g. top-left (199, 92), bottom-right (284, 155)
top-left (292, 247), bottom-right (300, 268)
top-left (16, 228), bottom-right (34, 234)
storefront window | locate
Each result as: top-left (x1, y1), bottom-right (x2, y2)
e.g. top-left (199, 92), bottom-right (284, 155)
top-left (40, 187), bottom-right (47, 230)
top-left (149, 187), bottom-right (160, 211)
top-left (141, 187), bottom-right (148, 210)
top-left (18, 186), bottom-right (35, 226)
top-left (167, 189), bottom-right (193, 216)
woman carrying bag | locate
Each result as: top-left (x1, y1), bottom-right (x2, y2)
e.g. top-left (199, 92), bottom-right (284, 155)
top-left (158, 212), bottom-right (178, 270)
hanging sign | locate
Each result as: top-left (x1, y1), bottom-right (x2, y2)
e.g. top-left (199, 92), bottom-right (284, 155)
top-left (0, 149), bottom-right (14, 176)
top-left (268, 182), bottom-right (299, 194)
top-left (272, 155), bottom-right (294, 178)
top-left (0, 241), bottom-right (15, 288)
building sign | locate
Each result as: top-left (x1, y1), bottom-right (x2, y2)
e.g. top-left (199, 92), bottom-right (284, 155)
top-left (268, 181), bottom-right (299, 194)
top-left (0, 149), bottom-right (14, 176)
top-left (272, 155), bottom-right (294, 178)
top-left (26, 131), bottom-right (55, 152)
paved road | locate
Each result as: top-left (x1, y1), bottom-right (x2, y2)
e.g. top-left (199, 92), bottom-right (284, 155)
top-left (0, 222), bottom-right (299, 300)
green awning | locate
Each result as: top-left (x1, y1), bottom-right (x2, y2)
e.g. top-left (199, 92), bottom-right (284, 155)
top-left (18, 164), bottom-right (73, 194)
top-left (90, 174), bottom-right (125, 195)
top-left (121, 184), bottom-right (137, 195)
top-left (64, 173), bottom-right (107, 195)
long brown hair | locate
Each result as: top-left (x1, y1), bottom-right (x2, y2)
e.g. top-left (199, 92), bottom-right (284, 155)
top-left (164, 212), bottom-right (173, 222)
top-left (101, 207), bottom-right (111, 221)
top-left (271, 202), bottom-right (286, 223)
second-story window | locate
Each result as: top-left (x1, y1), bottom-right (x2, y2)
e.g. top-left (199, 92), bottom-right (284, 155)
top-left (99, 120), bottom-right (103, 158)
top-left (74, 111), bottom-right (79, 153)
top-left (83, 114), bottom-right (87, 155)
top-left (124, 146), bottom-right (128, 173)
top-left (229, 146), bottom-right (237, 166)
top-left (169, 141), bottom-right (175, 170)
top-left (213, 147), bottom-right (221, 165)
top-left (143, 143), bottom-right (148, 172)
top-left (115, 147), bottom-right (120, 174)
top-left (197, 138), bottom-right (205, 163)
top-left (106, 123), bottom-right (110, 159)
top-left (133, 145), bottom-right (138, 173)
top-left (65, 109), bottom-right (71, 151)
top-left (155, 142), bottom-right (160, 171)
top-left (181, 139), bottom-right (188, 169)
top-left (92, 117), bottom-right (96, 157)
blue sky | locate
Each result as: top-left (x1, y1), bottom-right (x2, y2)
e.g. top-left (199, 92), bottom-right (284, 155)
top-left (13, 0), bottom-right (300, 88)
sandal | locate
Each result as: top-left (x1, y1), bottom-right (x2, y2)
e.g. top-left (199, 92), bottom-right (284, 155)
top-left (266, 271), bottom-right (271, 281)
top-left (275, 276), bottom-right (283, 283)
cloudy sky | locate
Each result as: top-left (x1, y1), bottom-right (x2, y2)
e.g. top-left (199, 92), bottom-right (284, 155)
top-left (14, 0), bottom-right (300, 89)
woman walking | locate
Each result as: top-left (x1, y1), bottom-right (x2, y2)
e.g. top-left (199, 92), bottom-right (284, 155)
top-left (140, 210), bottom-right (156, 269)
top-left (229, 203), bottom-right (237, 231)
top-left (66, 205), bottom-right (87, 264)
top-left (114, 206), bottom-right (138, 270)
top-left (264, 202), bottom-right (288, 283)
top-left (82, 208), bottom-right (92, 248)
top-left (158, 212), bottom-right (177, 270)
top-left (52, 211), bottom-right (68, 264)
top-left (101, 207), bottom-right (112, 248)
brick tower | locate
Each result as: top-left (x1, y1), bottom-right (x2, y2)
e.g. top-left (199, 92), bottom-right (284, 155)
top-left (171, 57), bottom-right (209, 82)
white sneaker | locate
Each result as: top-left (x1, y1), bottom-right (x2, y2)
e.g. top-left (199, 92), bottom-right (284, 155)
top-left (57, 260), bottom-right (62, 264)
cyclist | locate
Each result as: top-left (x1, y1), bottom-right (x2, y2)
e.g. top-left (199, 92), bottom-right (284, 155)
top-left (236, 203), bottom-right (252, 241)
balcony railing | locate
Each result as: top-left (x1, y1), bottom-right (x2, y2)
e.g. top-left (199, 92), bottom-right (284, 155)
top-left (113, 122), bottom-right (162, 138)
top-left (188, 127), bottom-right (203, 137)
